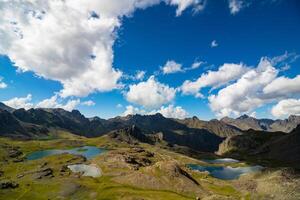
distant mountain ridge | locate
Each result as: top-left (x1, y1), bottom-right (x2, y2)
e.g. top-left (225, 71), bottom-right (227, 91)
top-left (221, 114), bottom-right (300, 133)
top-left (1, 102), bottom-right (300, 153)
top-left (217, 125), bottom-right (300, 168)
top-left (0, 103), bottom-right (223, 152)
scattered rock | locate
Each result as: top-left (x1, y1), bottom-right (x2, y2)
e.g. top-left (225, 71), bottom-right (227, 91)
top-left (66, 155), bottom-right (87, 164)
top-left (33, 168), bottom-right (54, 179)
top-left (124, 155), bottom-right (152, 170)
top-left (144, 151), bottom-right (154, 157)
top-left (39, 162), bottom-right (48, 168)
top-left (8, 148), bottom-right (22, 158)
top-left (16, 174), bottom-right (24, 179)
top-left (12, 157), bottom-right (24, 163)
top-left (0, 180), bottom-right (19, 189)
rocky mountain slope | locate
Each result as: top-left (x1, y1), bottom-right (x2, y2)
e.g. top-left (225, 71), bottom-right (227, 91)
top-left (0, 103), bottom-right (223, 152)
top-left (221, 114), bottom-right (300, 133)
top-left (1, 102), bottom-right (300, 154)
top-left (217, 125), bottom-right (300, 168)
top-left (177, 116), bottom-right (243, 137)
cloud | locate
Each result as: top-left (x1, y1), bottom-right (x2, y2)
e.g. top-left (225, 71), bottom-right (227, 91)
top-left (0, 77), bottom-right (7, 89)
top-left (190, 61), bottom-right (203, 69)
top-left (125, 76), bottom-right (176, 108)
top-left (270, 51), bottom-right (299, 71)
top-left (122, 105), bottom-right (146, 116)
top-left (181, 63), bottom-right (249, 98)
top-left (228, 0), bottom-right (245, 15)
top-left (152, 104), bottom-right (188, 119)
top-left (270, 51), bottom-right (299, 66)
top-left (116, 103), bottom-right (123, 108)
top-left (0, 0), bottom-right (203, 98)
top-left (160, 60), bottom-right (204, 74)
top-left (81, 100), bottom-right (95, 106)
top-left (208, 58), bottom-right (278, 117)
top-left (123, 104), bottom-right (188, 119)
top-left (263, 75), bottom-right (300, 98)
top-left (271, 99), bottom-right (300, 118)
top-left (135, 70), bottom-right (146, 80)
top-left (3, 94), bottom-right (33, 110)
top-left (161, 60), bottom-right (183, 74)
top-left (36, 95), bottom-right (80, 111)
top-left (167, 0), bottom-right (206, 16)
top-left (210, 40), bottom-right (218, 48)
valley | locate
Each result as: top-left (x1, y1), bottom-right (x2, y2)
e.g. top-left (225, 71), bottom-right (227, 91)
top-left (0, 104), bottom-right (300, 199)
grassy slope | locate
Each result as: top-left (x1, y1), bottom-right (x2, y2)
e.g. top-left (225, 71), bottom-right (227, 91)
top-left (0, 132), bottom-right (299, 200)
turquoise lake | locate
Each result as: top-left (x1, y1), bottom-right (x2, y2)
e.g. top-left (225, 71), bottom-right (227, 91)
top-left (26, 146), bottom-right (105, 160)
top-left (188, 160), bottom-right (263, 180)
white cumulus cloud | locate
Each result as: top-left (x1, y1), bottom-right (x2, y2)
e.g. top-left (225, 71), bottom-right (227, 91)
top-left (0, 77), bottom-right (7, 89)
top-left (271, 99), bottom-right (300, 118)
top-left (208, 58), bottom-right (278, 117)
top-left (161, 60), bottom-right (183, 74)
top-left (0, 0), bottom-right (203, 98)
top-left (181, 63), bottom-right (249, 98)
top-left (125, 76), bottom-right (176, 108)
top-left (36, 95), bottom-right (80, 111)
top-left (123, 104), bottom-right (188, 119)
top-left (81, 100), bottom-right (95, 106)
top-left (228, 0), bottom-right (245, 15)
top-left (3, 94), bottom-right (33, 110)
top-left (167, 0), bottom-right (206, 16)
top-left (153, 104), bottom-right (188, 119)
top-left (263, 75), bottom-right (300, 98)
top-left (122, 105), bottom-right (146, 116)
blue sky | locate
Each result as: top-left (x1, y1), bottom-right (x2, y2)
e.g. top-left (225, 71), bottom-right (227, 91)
top-left (0, 0), bottom-right (300, 120)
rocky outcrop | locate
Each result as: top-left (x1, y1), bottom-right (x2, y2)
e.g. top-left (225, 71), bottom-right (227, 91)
top-left (0, 180), bottom-right (19, 189)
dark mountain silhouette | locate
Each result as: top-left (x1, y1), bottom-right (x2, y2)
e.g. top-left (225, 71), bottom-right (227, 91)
top-left (217, 126), bottom-right (300, 168)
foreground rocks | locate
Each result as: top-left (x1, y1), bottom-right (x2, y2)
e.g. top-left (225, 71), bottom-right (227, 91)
top-left (0, 180), bottom-right (19, 189)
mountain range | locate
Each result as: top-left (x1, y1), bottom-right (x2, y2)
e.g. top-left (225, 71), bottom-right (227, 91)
top-left (221, 114), bottom-right (300, 133)
top-left (1, 102), bottom-right (300, 165)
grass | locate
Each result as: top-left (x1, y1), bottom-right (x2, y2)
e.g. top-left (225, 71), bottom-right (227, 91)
top-left (1, 134), bottom-right (298, 200)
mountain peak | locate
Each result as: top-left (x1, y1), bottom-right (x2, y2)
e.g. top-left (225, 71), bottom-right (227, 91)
top-left (0, 102), bottom-right (15, 113)
top-left (237, 114), bottom-right (250, 120)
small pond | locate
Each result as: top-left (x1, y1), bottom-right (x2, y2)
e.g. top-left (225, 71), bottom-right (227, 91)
top-left (188, 159), bottom-right (263, 180)
top-left (26, 146), bottom-right (105, 160)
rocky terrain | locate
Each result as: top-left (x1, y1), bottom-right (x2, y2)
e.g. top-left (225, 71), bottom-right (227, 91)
top-left (217, 125), bottom-right (300, 168)
top-left (221, 114), bottom-right (300, 133)
top-left (0, 134), bottom-right (299, 200)
top-left (1, 103), bottom-right (300, 199)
